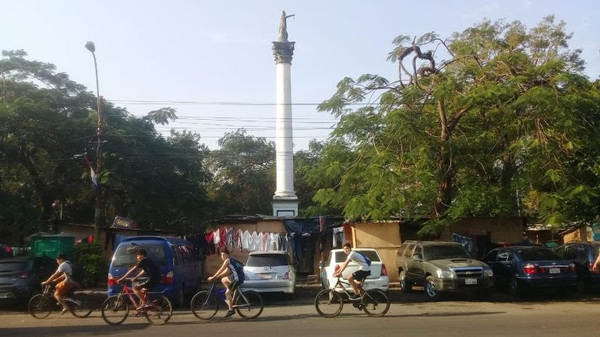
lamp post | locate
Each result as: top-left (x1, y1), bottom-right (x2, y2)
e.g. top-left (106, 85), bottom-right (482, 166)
top-left (85, 41), bottom-right (103, 243)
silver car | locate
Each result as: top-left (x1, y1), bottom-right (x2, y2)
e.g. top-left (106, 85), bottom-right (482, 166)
top-left (241, 251), bottom-right (296, 297)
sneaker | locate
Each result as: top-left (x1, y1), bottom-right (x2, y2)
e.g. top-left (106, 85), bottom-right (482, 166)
top-left (224, 309), bottom-right (235, 318)
top-left (60, 307), bottom-right (69, 315)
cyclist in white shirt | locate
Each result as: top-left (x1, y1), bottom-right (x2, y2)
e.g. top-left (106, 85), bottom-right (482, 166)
top-left (333, 243), bottom-right (371, 298)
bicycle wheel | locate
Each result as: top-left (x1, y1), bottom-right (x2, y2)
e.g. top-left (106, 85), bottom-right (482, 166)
top-left (100, 294), bottom-right (129, 325)
top-left (191, 291), bottom-right (219, 320)
top-left (314, 289), bottom-right (343, 318)
top-left (362, 289), bottom-right (390, 317)
top-left (234, 290), bottom-right (263, 319)
top-left (68, 293), bottom-right (94, 318)
top-left (29, 294), bottom-right (53, 319)
top-left (145, 295), bottom-right (173, 325)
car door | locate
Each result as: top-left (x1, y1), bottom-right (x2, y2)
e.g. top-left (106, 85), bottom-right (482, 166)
top-left (408, 245), bottom-right (426, 285)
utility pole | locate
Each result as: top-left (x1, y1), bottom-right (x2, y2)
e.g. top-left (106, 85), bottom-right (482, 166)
top-left (85, 41), bottom-right (103, 242)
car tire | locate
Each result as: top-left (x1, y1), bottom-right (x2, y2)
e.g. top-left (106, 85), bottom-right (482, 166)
top-left (509, 276), bottom-right (522, 297)
top-left (425, 276), bottom-right (441, 300)
top-left (399, 271), bottom-right (412, 293)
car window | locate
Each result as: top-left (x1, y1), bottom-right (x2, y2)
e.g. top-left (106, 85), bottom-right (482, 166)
top-left (0, 261), bottom-right (27, 272)
top-left (404, 244), bottom-right (415, 258)
top-left (483, 250), bottom-right (497, 261)
top-left (246, 254), bottom-right (289, 267)
top-left (497, 251), bottom-right (512, 261)
top-left (423, 245), bottom-right (470, 260)
top-left (413, 245), bottom-right (422, 259)
top-left (335, 251), bottom-right (347, 263)
top-left (356, 250), bottom-right (381, 262)
top-left (113, 244), bottom-right (167, 267)
top-left (517, 248), bottom-right (561, 261)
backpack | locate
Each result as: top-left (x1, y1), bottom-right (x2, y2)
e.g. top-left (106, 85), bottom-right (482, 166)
top-left (357, 252), bottom-right (372, 266)
top-left (229, 258), bottom-right (245, 284)
top-left (65, 261), bottom-right (84, 284)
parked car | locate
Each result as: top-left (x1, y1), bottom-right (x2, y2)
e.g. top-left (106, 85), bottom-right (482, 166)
top-left (241, 251), bottom-right (296, 297)
top-left (553, 241), bottom-right (600, 293)
top-left (396, 241), bottom-right (494, 300)
top-left (320, 248), bottom-right (389, 293)
top-left (482, 246), bottom-right (577, 296)
top-left (0, 256), bottom-right (57, 304)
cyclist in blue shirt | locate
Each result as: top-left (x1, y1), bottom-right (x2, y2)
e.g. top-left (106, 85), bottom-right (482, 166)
top-left (208, 247), bottom-right (241, 318)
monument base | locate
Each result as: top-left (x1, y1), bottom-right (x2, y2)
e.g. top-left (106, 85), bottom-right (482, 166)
top-left (272, 197), bottom-right (299, 217)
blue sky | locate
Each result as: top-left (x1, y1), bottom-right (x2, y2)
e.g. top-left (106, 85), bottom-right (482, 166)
top-left (3, 0), bottom-right (599, 150)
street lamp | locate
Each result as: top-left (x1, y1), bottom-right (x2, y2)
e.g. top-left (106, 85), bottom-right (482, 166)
top-left (85, 41), bottom-right (103, 243)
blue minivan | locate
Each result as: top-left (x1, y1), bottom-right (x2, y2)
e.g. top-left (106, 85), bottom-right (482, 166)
top-left (107, 236), bottom-right (202, 307)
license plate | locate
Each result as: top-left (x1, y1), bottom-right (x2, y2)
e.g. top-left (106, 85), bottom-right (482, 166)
top-left (549, 268), bottom-right (560, 274)
top-left (465, 278), bottom-right (477, 285)
top-left (259, 274), bottom-right (272, 279)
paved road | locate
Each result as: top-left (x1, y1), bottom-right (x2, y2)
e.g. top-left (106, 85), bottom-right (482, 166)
top-left (2, 293), bottom-right (600, 337)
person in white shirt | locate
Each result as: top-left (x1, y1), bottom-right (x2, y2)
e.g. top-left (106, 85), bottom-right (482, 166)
top-left (42, 254), bottom-right (75, 314)
top-left (333, 243), bottom-right (371, 298)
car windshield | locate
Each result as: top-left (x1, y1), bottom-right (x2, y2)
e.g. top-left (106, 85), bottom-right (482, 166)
top-left (0, 261), bottom-right (27, 272)
top-left (112, 244), bottom-right (167, 267)
top-left (246, 254), bottom-right (289, 267)
top-left (517, 248), bottom-right (561, 261)
top-left (424, 245), bottom-right (471, 260)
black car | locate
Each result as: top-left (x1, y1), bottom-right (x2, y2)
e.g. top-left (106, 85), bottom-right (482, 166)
top-left (482, 246), bottom-right (577, 296)
top-left (554, 241), bottom-right (600, 293)
top-left (0, 256), bottom-right (57, 304)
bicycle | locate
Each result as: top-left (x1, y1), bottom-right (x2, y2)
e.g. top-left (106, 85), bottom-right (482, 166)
top-left (190, 280), bottom-right (264, 320)
top-left (314, 276), bottom-right (390, 318)
top-left (28, 284), bottom-right (93, 319)
top-left (100, 278), bottom-right (173, 326)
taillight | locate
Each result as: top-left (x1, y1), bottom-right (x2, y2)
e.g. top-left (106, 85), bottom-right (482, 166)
top-left (284, 271), bottom-right (290, 279)
top-left (334, 264), bottom-right (341, 274)
top-left (380, 264), bottom-right (388, 276)
top-left (161, 271), bottom-right (173, 284)
top-left (107, 273), bottom-right (117, 286)
top-left (570, 263), bottom-right (576, 273)
top-left (523, 264), bottom-right (537, 275)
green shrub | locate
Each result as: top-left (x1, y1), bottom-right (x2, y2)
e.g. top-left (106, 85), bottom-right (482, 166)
top-left (72, 243), bottom-right (108, 288)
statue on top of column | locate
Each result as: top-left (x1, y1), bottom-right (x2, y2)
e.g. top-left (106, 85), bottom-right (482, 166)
top-left (278, 11), bottom-right (295, 42)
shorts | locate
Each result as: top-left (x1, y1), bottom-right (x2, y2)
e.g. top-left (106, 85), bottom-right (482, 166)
top-left (134, 278), bottom-right (155, 290)
top-left (55, 280), bottom-right (76, 296)
top-left (352, 270), bottom-right (371, 283)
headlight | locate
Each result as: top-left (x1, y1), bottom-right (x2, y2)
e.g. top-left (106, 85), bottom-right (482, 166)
top-left (437, 269), bottom-right (455, 279)
top-left (484, 269), bottom-right (494, 277)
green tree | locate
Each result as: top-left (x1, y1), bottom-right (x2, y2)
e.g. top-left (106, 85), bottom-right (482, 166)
top-left (0, 50), bottom-right (213, 240)
top-left (314, 17), bottom-right (600, 233)
top-left (207, 129), bottom-right (275, 216)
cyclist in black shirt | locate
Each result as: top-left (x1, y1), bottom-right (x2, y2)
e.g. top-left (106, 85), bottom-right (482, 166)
top-left (117, 248), bottom-right (161, 308)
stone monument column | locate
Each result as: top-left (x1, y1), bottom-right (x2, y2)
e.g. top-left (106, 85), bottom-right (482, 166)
top-left (272, 11), bottom-right (298, 217)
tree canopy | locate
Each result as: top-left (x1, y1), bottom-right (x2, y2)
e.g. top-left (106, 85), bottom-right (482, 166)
top-left (0, 50), bottom-right (212, 241)
top-left (310, 16), bottom-right (600, 233)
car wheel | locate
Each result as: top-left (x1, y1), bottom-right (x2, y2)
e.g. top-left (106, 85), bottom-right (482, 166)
top-left (399, 271), bottom-right (412, 293)
top-left (509, 276), bottom-right (522, 297)
top-left (425, 276), bottom-right (441, 300)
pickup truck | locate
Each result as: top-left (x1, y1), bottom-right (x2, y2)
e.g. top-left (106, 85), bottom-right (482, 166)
top-left (320, 248), bottom-right (389, 293)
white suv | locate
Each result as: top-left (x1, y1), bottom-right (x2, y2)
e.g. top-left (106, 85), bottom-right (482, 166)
top-left (320, 248), bottom-right (389, 292)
